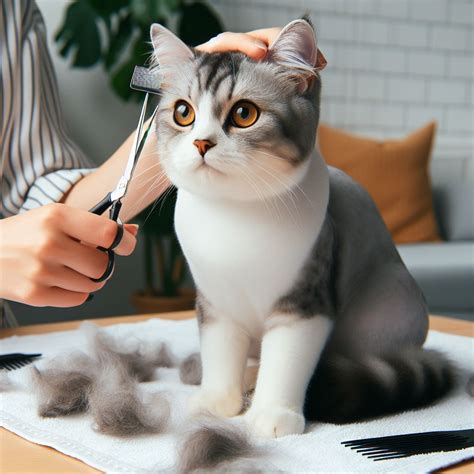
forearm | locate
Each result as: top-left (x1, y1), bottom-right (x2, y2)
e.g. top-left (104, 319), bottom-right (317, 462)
top-left (63, 124), bottom-right (169, 222)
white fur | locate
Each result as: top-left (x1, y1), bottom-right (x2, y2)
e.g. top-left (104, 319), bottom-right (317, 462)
top-left (246, 315), bottom-right (332, 437)
top-left (175, 152), bottom-right (329, 333)
top-left (176, 152), bottom-right (332, 436)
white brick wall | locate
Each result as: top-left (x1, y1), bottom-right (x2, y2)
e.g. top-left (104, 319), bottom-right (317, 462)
top-left (211, 0), bottom-right (474, 157)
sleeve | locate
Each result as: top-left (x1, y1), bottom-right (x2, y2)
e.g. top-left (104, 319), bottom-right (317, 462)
top-left (0, 0), bottom-right (96, 216)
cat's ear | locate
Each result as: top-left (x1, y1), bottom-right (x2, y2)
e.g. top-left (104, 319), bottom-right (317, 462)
top-left (266, 19), bottom-right (324, 91)
top-left (150, 24), bottom-right (194, 76)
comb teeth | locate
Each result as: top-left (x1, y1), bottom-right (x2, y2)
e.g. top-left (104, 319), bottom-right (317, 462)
top-left (0, 353), bottom-right (42, 371)
top-left (342, 429), bottom-right (474, 461)
top-left (130, 66), bottom-right (161, 94)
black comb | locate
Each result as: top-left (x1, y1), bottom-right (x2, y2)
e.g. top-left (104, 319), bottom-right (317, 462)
top-left (342, 429), bottom-right (474, 461)
top-left (0, 353), bottom-right (42, 371)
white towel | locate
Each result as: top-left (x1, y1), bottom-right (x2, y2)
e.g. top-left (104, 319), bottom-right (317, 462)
top-left (1, 318), bottom-right (473, 473)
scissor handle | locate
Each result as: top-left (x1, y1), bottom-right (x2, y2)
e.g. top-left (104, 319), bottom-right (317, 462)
top-left (88, 198), bottom-right (124, 282)
top-left (89, 193), bottom-right (112, 215)
top-left (91, 250), bottom-right (115, 283)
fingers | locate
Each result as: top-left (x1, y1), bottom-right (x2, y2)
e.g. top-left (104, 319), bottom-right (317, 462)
top-left (52, 205), bottom-right (137, 256)
top-left (55, 238), bottom-right (110, 280)
top-left (42, 264), bottom-right (106, 294)
top-left (197, 32), bottom-right (268, 60)
top-left (33, 287), bottom-right (90, 308)
top-left (124, 223), bottom-right (139, 237)
top-left (245, 27), bottom-right (282, 46)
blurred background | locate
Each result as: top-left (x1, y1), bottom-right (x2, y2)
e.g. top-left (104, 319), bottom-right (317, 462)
top-left (11, 0), bottom-right (473, 324)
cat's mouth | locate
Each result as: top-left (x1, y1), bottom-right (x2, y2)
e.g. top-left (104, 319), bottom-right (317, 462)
top-left (196, 161), bottom-right (224, 176)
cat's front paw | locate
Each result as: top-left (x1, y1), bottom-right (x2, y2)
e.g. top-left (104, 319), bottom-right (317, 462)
top-left (245, 405), bottom-right (305, 438)
top-left (188, 388), bottom-right (243, 418)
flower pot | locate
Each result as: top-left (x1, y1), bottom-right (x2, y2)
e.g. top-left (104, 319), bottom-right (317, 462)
top-left (131, 288), bottom-right (196, 314)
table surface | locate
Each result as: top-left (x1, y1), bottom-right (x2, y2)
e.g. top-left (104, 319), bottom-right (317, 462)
top-left (1, 312), bottom-right (472, 473)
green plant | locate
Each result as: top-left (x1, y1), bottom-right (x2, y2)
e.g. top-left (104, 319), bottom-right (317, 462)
top-left (56, 0), bottom-right (223, 296)
top-left (55, 0), bottom-right (223, 100)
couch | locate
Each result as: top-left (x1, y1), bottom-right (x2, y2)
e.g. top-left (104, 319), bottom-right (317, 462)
top-left (397, 155), bottom-right (474, 320)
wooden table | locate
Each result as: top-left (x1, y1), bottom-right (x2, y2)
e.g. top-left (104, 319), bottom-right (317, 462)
top-left (1, 312), bottom-right (472, 473)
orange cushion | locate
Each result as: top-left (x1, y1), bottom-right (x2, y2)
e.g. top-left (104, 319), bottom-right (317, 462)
top-left (317, 122), bottom-right (440, 244)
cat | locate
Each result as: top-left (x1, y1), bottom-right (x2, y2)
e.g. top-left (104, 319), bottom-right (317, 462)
top-left (150, 18), bottom-right (455, 438)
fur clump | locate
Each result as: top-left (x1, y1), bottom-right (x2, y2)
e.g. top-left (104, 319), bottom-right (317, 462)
top-left (155, 342), bottom-right (177, 368)
top-left (30, 323), bottom-right (174, 434)
top-left (176, 418), bottom-right (263, 474)
top-left (83, 322), bottom-right (175, 382)
top-left (89, 359), bottom-right (170, 436)
top-left (179, 353), bottom-right (202, 385)
top-left (31, 352), bottom-right (95, 417)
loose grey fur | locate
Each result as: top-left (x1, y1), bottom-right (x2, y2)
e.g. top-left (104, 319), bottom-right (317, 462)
top-left (31, 323), bottom-right (174, 433)
top-left (176, 418), bottom-right (264, 474)
top-left (179, 353), bottom-right (202, 385)
top-left (155, 342), bottom-right (177, 368)
top-left (89, 356), bottom-right (170, 436)
top-left (83, 322), bottom-right (175, 382)
top-left (150, 13), bottom-right (457, 424)
top-left (31, 351), bottom-right (95, 417)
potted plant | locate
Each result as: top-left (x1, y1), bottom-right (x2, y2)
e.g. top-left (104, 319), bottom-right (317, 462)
top-left (56, 0), bottom-right (223, 312)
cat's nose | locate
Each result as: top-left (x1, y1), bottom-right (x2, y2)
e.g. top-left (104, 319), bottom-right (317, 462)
top-left (193, 139), bottom-right (216, 157)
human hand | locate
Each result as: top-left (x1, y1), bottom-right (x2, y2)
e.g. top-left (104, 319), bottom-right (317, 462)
top-left (197, 27), bottom-right (281, 60)
top-left (197, 26), bottom-right (327, 70)
top-left (0, 204), bottom-right (137, 307)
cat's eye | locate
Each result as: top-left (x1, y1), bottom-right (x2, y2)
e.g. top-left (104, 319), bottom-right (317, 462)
top-left (174, 100), bottom-right (195, 126)
top-left (230, 101), bottom-right (259, 128)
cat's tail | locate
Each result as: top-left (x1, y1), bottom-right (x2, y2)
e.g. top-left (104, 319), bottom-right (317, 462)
top-left (305, 348), bottom-right (457, 424)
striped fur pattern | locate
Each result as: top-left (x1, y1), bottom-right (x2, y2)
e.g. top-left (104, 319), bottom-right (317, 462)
top-left (306, 348), bottom-right (456, 424)
top-left (151, 19), bottom-right (320, 202)
top-left (150, 17), bottom-right (456, 450)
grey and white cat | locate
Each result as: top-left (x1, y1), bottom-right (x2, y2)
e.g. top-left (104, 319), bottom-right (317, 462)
top-left (151, 18), bottom-right (454, 438)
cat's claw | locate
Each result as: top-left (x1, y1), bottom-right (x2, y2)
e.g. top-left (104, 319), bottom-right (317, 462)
top-left (188, 389), bottom-right (243, 418)
top-left (245, 405), bottom-right (305, 438)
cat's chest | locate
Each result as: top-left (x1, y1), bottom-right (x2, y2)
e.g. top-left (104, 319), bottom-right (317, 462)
top-left (174, 157), bottom-right (329, 327)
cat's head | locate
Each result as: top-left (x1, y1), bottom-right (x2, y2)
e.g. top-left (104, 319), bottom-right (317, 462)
top-left (151, 19), bottom-right (322, 201)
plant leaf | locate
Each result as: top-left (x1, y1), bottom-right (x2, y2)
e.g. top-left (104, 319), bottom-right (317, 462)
top-left (130, 0), bottom-right (166, 27)
top-left (104, 13), bottom-right (134, 70)
top-left (177, 2), bottom-right (223, 46)
top-left (55, 1), bottom-right (102, 68)
top-left (87, 0), bottom-right (130, 17)
top-left (110, 32), bottom-right (150, 101)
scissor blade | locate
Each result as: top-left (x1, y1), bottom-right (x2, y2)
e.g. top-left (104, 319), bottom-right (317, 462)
top-left (110, 94), bottom-right (158, 202)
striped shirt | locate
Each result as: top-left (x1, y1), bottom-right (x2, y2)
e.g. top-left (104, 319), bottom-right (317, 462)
top-left (0, 0), bottom-right (94, 217)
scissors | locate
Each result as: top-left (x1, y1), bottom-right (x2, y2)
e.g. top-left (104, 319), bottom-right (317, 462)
top-left (88, 67), bottom-right (161, 282)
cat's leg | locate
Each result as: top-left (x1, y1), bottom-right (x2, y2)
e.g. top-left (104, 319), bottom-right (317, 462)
top-left (245, 313), bottom-right (332, 437)
top-left (189, 315), bottom-right (250, 418)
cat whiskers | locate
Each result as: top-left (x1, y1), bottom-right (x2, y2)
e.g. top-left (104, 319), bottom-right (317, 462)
top-left (249, 159), bottom-right (302, 227)
top-left (256, 150), bottom-right (317, 213)
top-left (225, 158), bottom-right (284, 223)
top-left (226, 154), bottom-right (295, 224)
top-left (139, 181), bottom-right (177, 229)
top-left (126, 164), bottom-right (171, 218)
